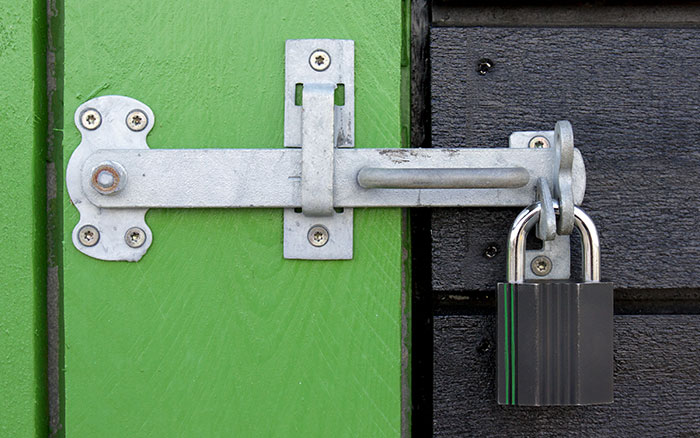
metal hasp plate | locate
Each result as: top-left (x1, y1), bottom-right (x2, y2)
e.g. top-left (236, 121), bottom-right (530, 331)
top-left (66, 39), bottom-right (587, 263)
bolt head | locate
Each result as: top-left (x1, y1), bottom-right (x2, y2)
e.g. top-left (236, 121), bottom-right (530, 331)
top-left (531, 255), bottom-right (553, 276)
top-left (91, 161), bottom-right (126, 195)
top-left (125, 227), bottom-right (147, 248)
top-left (528, 136), bottom-right (550, 149)
top-left (307, 225), bottom-right (329, 247)
top-left (309, 50), bottom-right (331, 72)
top-left (126, 110), bottom-right (148, 131)
top-left (80, 109), bottom-right (102, 130)
top-left (78, 225), bottom-right (100, 247)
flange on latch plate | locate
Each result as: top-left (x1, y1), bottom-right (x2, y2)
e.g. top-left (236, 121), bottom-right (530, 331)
top-left (65, 39), bottom-right (588, 263)
top-left (66, 96), bottom-right (155, 261)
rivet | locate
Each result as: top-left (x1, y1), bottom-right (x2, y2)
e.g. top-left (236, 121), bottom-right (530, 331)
top-left (80, 108), bottom-right (102, 130)
top-left (531, 255), bottom-right (553, 276)
top-left (91, 161), bottom-right (126, 195)
top-left (78, 225), bottom-right (100, 247)
top-left (125, 227), bottom-right (146, 248)
top-left (528, 136), bottom-right (550, 149)
top-left (126, 110), bottom-right (148, 131)
top-left (309, 50), bottom-right (331, 72)
top-left (307, 225), bottom-right (329, 247)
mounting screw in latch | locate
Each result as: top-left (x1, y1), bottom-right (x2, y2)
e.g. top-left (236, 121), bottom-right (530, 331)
top-left (531, 255), bottom-right (553, 276)
top-left (528, 136), bottom-right (550, 149)
top-left (126, 109), bottom-right (148, 131)
top-left (125, 227), bottom-right (146, 248)
top-left (307, 225), bottom-right (329, 247)
top-left (80, 108), bottom-right (102, 130)
top-left (78, 225), bottom-right (100, 247)
top-left (309, 50), bottom-right (331, 72)
top-left (91, 161), bottom-right (126, 195)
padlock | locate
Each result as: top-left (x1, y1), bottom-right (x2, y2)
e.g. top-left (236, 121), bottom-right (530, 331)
top-left (497, 202), bottom-right (613, 406)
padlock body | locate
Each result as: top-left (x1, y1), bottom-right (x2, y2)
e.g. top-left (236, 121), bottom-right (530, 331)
top-left (497, 281), bottom-right (613, 406)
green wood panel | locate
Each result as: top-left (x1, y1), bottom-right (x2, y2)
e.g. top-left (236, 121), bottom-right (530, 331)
top-left (0, 0), bottom-right (48, 436)
top-left (62, 1), bottom-right (409, 436)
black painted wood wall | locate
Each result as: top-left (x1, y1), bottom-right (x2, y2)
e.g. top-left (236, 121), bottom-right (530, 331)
top-left (412, 2), bottom-right (700, 436)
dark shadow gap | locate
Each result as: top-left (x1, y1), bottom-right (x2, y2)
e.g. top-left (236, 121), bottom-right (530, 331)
top-left (410, 1), bottom-right (433, 437)
top-left (434, 288), bottom-right (700, 315)
top-left (46, 0), bottom-right (65, 435)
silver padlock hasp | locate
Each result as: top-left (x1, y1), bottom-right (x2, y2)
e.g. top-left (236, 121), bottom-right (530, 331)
top-left (507, 202), bottom-right (601, 283)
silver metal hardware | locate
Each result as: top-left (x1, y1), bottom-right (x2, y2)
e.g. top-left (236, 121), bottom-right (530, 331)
top-left (531, 255), bottom-right (552, 276)
top-left (309, 49), bottom-right (331, 71)
top-left (67, 95), bottom-right (153, 261)
top-left (91, 161), bottom-right (126, 195)
top-left (78, 225), bottom-right (100, 247)
top-left (307, 225), bottom-right (329, 247)
top-left (124, 227), bottom-right (146, 248)
top-left (507, 201), bottom-right (600, 283)
top-left (283, 39), bottom-right (355, 259)
top-left (528, 136), bottom-right (550, 149)
top-left (80, 108), bottom-right (101, 130)
top-left (126, 109), bottom-right (148, 131)
top-left (356, 167), bottom-right (529, 189)
top-left (65, 39), bottom-right (588, 262)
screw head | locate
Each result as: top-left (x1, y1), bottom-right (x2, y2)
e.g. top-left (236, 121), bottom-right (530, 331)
top-left (91, 161), bottom-right (126, 195)
top-left (477, 58), bottom-right (493, 75)
top-left (528, 136), bottom-right (550, 149)
top-left (78, 225), bottom-right (100, 247)
top-left (484, 245), bottom-right (499, 259)
top-left (126, 110), bottom-right (148, 131)
top-left (125, 227), bottom-right (146, 248)
top-left (307, 225), bottom-right (329, 247)
top-left (309, 50), bottom-right (331, 72)
top-left (531, 255), bottom-right (553, 276)
top-left (80, 108), bottom-right (102, 130)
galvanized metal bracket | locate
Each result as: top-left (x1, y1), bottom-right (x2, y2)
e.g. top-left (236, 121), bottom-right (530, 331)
top-left (66, 39), bottom-right (586, 275)
top-left (283, 39), bottom-right (355, 259)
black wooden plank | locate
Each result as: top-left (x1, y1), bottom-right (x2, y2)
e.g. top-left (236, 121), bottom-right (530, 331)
top-left (430, 27), bottom-right (700, 291)
top-left (432, 4), bottom-right (700, 28)
top-left (433, 314), bottom-right (700, 437)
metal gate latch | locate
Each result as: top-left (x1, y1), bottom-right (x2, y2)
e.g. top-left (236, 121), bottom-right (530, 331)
top-left (66, 39), bottom-right (586, 275)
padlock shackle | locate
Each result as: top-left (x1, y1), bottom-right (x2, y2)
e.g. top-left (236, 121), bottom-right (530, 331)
top-left (507, 202), bottom-right (600, 283)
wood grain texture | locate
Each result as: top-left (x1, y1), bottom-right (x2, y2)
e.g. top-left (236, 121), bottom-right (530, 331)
top-left (0, 1), bottom-right (48, 436)
top-left (62, 2), bottom-right (408, 436)
top-left (430, 27), bottom-right (700, 291)
top-left (434, 314), bottom-right (700, 437)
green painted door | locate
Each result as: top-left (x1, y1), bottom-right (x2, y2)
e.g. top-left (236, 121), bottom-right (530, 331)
top-left (62, 1), bottom-right (410, 436)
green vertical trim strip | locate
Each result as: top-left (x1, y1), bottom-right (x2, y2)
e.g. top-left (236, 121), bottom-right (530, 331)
top-left (0, 0), bottom-right (49, 435)
top-left (504, 285), bottom-right (510, 404)
top-left (510, 283), bottom-right (516, 404)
